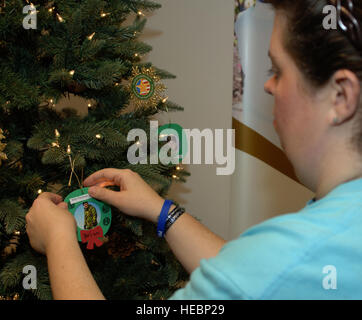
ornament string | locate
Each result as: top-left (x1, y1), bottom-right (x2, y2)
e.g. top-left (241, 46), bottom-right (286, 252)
top-left (53, 130), bottom-right (83, 190)
top-left (67, 145), bottom-right (83, 189)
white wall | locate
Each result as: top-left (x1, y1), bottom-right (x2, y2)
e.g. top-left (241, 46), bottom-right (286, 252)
top-left (141, 0), bottom-right (235, 239)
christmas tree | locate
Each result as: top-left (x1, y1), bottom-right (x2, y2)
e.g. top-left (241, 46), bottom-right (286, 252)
top-left (0, 0), bottom-right (189, 300)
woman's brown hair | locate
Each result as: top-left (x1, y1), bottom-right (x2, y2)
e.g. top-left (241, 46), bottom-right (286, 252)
top-left (265, 0), bottom-right (362, 149)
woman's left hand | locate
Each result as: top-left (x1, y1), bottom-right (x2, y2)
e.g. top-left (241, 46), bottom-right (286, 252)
top-left (26, 192), bottom-right (78, 255)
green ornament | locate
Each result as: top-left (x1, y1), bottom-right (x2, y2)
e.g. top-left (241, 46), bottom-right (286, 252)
top-left (64, 187), bottom-right (112, 249)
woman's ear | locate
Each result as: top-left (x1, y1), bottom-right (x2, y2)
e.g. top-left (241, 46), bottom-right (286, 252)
top-left (329, 69), bottom-right (361, 124)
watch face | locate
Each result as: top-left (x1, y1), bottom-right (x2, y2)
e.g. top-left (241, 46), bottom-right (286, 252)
top-left (64, 187), bottom-right (111, 248)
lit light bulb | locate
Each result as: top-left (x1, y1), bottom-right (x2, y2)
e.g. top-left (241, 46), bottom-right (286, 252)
top-left (87, 32), bottom-right (95, 40)
top-left (172, 175), bottom-right (179, 180)
top-left (51, 142), bottom-right (60, 148)
top-left (37, 189), bottom-right (43, 194)
top-left (69, 70), bottom-right (75, 76)
top-left (67, 145), bottom-right (71, 154)
top-left (137, 11), bottom-right (144, 16)
top-left (100, 12), bottom-right (108, 18)
top-left (48, 7), bottom-right (54, 13)
top-left (162, 97), bottom-right (169, 103)
top-left (95, 134), bottom-right (102, 139)
top-left (56, 13), bottom-right (64, 22)
top-left (55, 129), bottom-right (60, 138)
top-left (134, 53), bottom-right (139, 57)
top-left (176, 166), bottom-right (182, 171)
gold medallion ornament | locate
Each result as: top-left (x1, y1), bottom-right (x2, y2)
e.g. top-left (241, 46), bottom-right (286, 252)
top-left (0, 128), bottom-right (7, 166)
top-left (127, 66), bottom-right (166, 109)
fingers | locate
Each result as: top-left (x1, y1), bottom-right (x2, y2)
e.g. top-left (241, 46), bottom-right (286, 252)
top-left (37, 192), bottom-right (63, 205)
top-left (83, 168), bottom-right (121, 187)
top-left (84, 168), bottom-right (134, 187)
top-left (57, 202), bottom-right (68, 210)
top-left (88, 186), bottom-right (122, 208)
top-left (98, 181), bottom-right (116, 188)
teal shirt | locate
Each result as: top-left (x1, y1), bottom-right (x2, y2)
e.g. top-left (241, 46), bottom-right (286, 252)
top-left (170, 178), bottom-right (362, 300)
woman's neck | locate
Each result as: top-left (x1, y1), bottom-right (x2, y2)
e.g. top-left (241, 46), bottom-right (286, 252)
top-left (314, 147), bottom-right (362, 201)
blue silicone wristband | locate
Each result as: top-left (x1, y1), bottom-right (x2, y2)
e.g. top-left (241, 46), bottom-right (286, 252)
top-left (157, 200), bottom-right (173, 238)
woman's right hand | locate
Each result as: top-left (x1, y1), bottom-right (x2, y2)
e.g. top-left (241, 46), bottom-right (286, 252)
top-left (83, 168), bottom-right (165, 224)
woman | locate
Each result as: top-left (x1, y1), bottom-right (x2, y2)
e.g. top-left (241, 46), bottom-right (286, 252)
top-left (26, 0), bottom-right (362, 299)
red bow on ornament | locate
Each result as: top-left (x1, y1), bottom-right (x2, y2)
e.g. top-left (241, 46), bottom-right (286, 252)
top-left (80, 226), bottom-right (103, 249)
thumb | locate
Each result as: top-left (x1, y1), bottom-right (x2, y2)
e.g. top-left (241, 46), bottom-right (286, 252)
top-left (88, 186), bottom-right (121, 208)
top-left (57, 202), bottom-right (68, 210)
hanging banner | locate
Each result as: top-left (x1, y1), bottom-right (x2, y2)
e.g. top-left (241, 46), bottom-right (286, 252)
top-left (230, 0), bottom-right (314, 238)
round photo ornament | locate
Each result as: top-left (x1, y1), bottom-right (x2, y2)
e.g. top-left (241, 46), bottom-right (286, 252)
top-left (64, 187), bottom-right (111, 250)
